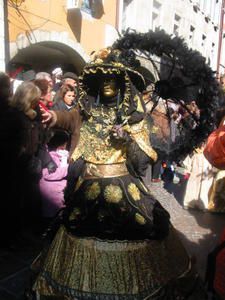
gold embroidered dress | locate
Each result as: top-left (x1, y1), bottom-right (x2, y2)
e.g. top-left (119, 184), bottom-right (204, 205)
top-left (32, 48), bottom-right (199, 300)
top-left (33, 106), bottom-right (193, 299)
top-left (63, 106), bottom-right (162, 239)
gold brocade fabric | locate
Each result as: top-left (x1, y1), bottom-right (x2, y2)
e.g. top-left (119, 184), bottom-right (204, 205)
top-left (71, 107), bottom-right (126, 164)
top-left (33, 226), bottom-right (191, 299)
top-left (84, 162), bottom-right (129, 179)
top-left (127, 120), bottom-right (157, 162)
top-left (71, 107), bottom-right (157, 164)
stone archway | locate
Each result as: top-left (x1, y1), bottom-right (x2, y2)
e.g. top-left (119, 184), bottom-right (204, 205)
top-left (9, 30), bottom-right (90, 74)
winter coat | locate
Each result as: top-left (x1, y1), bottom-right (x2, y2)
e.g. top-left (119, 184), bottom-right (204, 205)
top-left (39, 149), bottom-right (69, 217)
top-left (52, 100), bottom-right (77, 112)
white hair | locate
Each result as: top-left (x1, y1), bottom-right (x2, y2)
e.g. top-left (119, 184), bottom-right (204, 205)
top-left (35, 72), bottom-right (51, 80)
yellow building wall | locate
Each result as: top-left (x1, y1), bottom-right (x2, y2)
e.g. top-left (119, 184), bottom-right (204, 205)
top-left (8, 0), bottom-right (117, 57)
top-left (80, 0), bottom-right (117, 55)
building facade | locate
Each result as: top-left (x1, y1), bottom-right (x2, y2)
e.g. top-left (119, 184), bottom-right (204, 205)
top-left (5, 0), bottom-right (225, 76)
top-left (120, 0), bottom-right (224, 74)
top-left (7, 0), bottom-right (118, 73)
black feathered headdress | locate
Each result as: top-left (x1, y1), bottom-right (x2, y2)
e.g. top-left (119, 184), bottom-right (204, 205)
top-left (112, 29), bottom-right (220, 160)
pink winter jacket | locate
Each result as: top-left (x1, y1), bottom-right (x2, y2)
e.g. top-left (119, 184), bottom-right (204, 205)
top-left (39, 149), bottom-right (69, 217)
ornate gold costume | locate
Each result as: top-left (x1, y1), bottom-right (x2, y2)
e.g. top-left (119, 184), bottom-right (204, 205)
top-left (32, 47), bottom-right (198, 300)
top-left (71, 107), bottom-right (157, 164)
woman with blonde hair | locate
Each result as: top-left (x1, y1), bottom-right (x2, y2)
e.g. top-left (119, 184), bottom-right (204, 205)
top-left (10, 81), bottom-right (41, 120)
top-left (9, 81), bottom-right (47, 233)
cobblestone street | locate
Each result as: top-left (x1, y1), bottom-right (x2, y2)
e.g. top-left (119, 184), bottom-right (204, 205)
top-left (0, 175), bottom-right (225, 299)
top-left (150, 180), bottom-right (225, 280)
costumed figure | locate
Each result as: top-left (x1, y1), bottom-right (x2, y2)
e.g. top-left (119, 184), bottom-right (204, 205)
top-left (31, 48), bottom-right (202, 300)
top-left (183, 143), bottom-right (214, 211)
top-left (204, 115), bottom-right (225, 213)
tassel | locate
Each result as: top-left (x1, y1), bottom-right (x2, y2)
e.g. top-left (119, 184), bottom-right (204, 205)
top-left (117, 89), bottom-right (121, 109)
top-left (96, 93), bottom-right (100, 106)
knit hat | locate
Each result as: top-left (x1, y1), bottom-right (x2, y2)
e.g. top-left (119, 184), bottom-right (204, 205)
top-left (22, 70), bottom-right (36, 81)
top-left (62, 72), bottom-right (79, 81)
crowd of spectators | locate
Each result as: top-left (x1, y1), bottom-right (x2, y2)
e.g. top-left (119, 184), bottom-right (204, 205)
top-left (0, 67), bottom-right (79, 248)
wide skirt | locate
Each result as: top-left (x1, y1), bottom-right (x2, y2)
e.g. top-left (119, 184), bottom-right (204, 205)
top-left (32, 225), bottom-right (197, 300)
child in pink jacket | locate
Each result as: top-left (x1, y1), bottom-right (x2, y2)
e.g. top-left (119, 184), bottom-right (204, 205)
top-left (39, 131), bottom-right (69, 218)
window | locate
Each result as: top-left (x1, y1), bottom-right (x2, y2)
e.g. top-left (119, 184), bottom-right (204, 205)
top-left (81, 0), bottom-right (92, 13)
top-left (153, 0), bottom-right (161, 9)
top-left (193, 0), bottom-right (200, 12)
top-left (67, 0), bottom-right (80, 9)
top-left (173, 14), bottom-right (181, 36)
top-left (152, 12), bottom-right (159, 31)
top-left (189, 25), bottom-right (195, 41)
top-left (124, 0), bottom-right (133, 5)
top-left (173, 24), bottom-right (179, 36)
top-left (202, 34), bottom-right (206, 47)
top-left (152, 0), bottom-right (161, 31)
top-left (67, 0), bottom-right (91, 11)
top-left (67, 0), bottom-right (104, 18)
top-left (174, 14), bottom-right (181, 22)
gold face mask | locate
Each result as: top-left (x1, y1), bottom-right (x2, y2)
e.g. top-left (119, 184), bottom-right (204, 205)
top-left (101, 78), bottom-right (118, 98)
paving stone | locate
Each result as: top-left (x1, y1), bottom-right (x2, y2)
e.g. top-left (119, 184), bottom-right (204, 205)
top-left (148, 178), bottom-right (225, 280)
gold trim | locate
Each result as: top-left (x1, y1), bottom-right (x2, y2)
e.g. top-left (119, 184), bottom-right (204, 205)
top-left (84, 162), bottom-right (129, 179)
top-left (78, 67), bottom-right (140, 118)
top-left (126, 120), bottom-right (158, 162)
